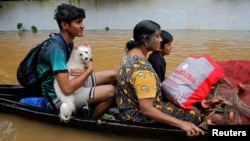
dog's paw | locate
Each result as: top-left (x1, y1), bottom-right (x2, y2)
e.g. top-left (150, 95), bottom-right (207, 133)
top-left (59, 114), bottom-right (71, 123)
top-left (59, 103), bottom-right (74, 123)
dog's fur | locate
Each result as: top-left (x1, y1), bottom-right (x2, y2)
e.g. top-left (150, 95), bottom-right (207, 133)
top-left (54, 41), bottom-right (92, 122)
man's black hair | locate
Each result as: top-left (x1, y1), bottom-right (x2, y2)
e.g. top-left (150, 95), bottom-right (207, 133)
top-left (54, 3), bottom-right (85, 29)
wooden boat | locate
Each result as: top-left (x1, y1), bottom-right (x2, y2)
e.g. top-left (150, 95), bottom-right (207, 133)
top-left (0, 84), bottom-right (207, 141)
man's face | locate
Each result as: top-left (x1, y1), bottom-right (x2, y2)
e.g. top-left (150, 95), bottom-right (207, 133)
top-left (68, 18), bottom-right (85, 37)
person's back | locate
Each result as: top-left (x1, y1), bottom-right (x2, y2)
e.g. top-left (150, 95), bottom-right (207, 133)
top-left (148, 30), bottom-right (173, 82)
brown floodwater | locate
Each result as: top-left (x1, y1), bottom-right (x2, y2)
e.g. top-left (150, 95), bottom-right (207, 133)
top-left (0, 29), bottom-right (250, 141)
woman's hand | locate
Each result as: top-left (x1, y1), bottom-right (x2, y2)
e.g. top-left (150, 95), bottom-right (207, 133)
top-left (180, 121), bottom-right (205, 137)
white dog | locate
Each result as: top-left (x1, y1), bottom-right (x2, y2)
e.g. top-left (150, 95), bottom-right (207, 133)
top-left (54, 41), bottom-right (92, 122)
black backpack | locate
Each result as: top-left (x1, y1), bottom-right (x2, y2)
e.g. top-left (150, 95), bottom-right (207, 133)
top-left (16, 33), bottom-right (68, 97)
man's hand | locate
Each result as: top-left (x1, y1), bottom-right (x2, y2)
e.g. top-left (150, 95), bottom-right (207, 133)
top-left (69, 61), bottom-right (93, 77)
top-left (69, 68), bottom-right (85, 77)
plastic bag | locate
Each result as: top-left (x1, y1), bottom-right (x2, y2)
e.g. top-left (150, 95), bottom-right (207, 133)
top-left (161, 54), bottom-right (224, 109)
top-left (20, 97), bottom-right (51, 110)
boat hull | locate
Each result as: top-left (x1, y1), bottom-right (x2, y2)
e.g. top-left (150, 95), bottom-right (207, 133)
top-left (0, 84), bottom-right (207, 141)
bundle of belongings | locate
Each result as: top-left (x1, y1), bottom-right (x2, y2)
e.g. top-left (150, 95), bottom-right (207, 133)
top-left (162, 54), bottom-right (224, 109)
top-left (161, 54), bottom-right (250, 130)
top-left (199, 60), bottom-right (250, 129)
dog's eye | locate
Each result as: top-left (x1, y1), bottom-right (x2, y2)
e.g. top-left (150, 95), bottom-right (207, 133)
top-left (79, 54), bottom-right (83, 56)
top-left (85, 51), bottom-right (88, 54)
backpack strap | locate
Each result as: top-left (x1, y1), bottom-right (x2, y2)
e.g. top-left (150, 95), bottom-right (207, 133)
top-left (43, 87), bottom-right (58, 113)
top-left (51, 33), bottom-right (73, 60)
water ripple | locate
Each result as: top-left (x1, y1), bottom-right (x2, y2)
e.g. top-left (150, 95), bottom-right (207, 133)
top-left (0, 121), bottom-right (17, 141)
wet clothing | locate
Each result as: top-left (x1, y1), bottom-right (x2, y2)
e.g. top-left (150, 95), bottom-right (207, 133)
top-left (116, 54), bottom-right (201, 125)
top-left (148, 52), bottom-right (166, 82)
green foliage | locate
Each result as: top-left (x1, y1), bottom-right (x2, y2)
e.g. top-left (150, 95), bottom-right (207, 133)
top-left (16, 22), bottom-right (38, 33)
top-left (31, 25), bottom-right (38, 33)
top-left (105, 27), bottom-right (110, 31)
top-left (17, 23), bottom-right (23, 30)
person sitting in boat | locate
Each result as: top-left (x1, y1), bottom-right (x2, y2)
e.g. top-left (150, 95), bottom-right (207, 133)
top-left (148, 30), bottom-right (173, 83)
top-left (116, 20), bottom-right (205, 137)
top-left (37, 3), bottom-right (116, 119)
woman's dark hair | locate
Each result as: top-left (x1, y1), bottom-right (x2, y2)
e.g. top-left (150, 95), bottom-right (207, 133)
top-left (54, 3), bottom-right (85, 29)
top-left (160, 30), bottom-right (173, 49)
top-left (126, 20), bottom-right (161, 50)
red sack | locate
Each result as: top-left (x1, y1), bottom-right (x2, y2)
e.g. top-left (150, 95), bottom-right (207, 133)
top-left (161, 54), bottom-right (224, 109)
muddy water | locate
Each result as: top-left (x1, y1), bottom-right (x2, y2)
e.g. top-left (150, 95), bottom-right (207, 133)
top-left (0, 29), bottom-right (250, 141)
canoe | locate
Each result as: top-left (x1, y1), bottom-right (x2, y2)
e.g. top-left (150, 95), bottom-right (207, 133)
top-left (0, 84), bottom-right (208, 141)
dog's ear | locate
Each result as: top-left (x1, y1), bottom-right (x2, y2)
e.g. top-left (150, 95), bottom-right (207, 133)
top-left (83, 41), bottom-right (90, 47)
top-left (74, 45), bottom-right (78, 50)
